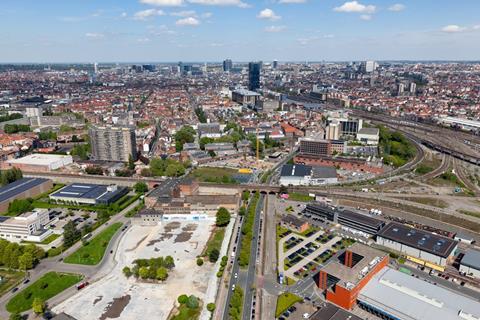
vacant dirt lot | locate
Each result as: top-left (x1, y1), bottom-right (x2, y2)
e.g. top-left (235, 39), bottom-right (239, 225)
top-left (53, 220), bottom-right (216, 320)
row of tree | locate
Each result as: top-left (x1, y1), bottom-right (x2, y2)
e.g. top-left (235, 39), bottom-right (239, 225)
top-left (4, 124), bottom-right (31, 134)
top-left (123, 256), bottom-right (175, 281)
top-left (0, 239), bottom-right (45, 270)
top-left (0, 167), bottom-right (23, 186)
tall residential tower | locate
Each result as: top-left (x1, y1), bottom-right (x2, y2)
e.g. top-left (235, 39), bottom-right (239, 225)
top-left (89, 125), bottom-right (137, 162)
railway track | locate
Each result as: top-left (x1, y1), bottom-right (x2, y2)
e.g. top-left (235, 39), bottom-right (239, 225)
top-left (452, 158), bottom-right (480, 196)
top-left (419, 154), bottom-right (451, 181)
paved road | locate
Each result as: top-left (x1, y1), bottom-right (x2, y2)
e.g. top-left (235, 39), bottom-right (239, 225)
top-left (0, 200), bottom-right (139, 319)
top-left (242, 195), bottom-right (264, 320)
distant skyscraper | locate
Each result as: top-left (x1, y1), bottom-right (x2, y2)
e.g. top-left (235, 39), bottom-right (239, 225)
top-left (89, 125), bottom-right (137, 162)
top-left (248, 61), bottom-right (262, 91)
top-left (364, 60), bottom-right (377, 73)
top-left (223, 59), bottom-right (233, 72)
top-left (94, 62), bottom-right (98, 74)
top-left (398, 83), bottom-right (405, 95)
top-left (273, 60), bottom-right (278, 69)
top-left (409, 82), bottom-right (417, 94)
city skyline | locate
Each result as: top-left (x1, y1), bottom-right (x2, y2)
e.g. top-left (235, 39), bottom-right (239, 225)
top-left (1, 0), bottom-right (480, 62)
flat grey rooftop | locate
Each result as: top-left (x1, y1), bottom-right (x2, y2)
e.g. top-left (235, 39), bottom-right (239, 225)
top-left (358, 267), bottom-right (480, 320)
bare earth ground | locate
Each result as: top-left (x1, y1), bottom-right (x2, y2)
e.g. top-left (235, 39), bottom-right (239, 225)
top-left (53, 220), bottom-right (216, 320)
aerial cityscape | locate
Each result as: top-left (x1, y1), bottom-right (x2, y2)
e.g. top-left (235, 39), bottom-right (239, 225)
top-left (1, 1), bottom-right (480, 320)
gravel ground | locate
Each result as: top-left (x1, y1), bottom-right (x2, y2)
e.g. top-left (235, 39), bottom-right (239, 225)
top-left (53, 219), bottom-right (217, 320)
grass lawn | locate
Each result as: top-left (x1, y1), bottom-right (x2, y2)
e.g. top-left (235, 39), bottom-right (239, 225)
top-left (171, 304), bottom-right (201, 320)
top-left (275, 293), bottom-right (303, 317)
top-left (0, 270), bottom-right (25, 297)
top-left (189, 167), bottom-right (238, 184)
top-left (6, 272), bottom-right (82, 313)
top-left (64, 222), bottom-right (122, 265)
top-left (203, 227), bottom-right (225, 256)
top-left (287, 192), bottom-right (314, 202)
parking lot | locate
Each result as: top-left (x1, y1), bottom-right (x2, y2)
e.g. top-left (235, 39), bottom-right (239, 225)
top-left (52, 219), bottom-right (217, 320)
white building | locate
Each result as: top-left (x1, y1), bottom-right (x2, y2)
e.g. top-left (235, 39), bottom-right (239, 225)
top-left (356, 127), bottom-right (380, 145)
top-left (4, 154), bottom-right (73, 172)
top-left (0, 209), bottom-right (53, 242)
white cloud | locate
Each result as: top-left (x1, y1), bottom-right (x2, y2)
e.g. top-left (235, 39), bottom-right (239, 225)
top-left (441, 24), bottom-right (467, 33)
top-left (137, 37), bottom-right (151, 43)
top-left (201, 12), bottom-right (213, 18)
top-left (473, 25), bottom-right (480, 30)
top-left (85, 32), bottom-right (105, 39)
top-left (264, 25), bottom-right (286, 32)
top-left (323, 34), bottom-right (334, 38)
top-left (140, 0), bottom-right (184, 6)
top-left (388, 3), bottom-right (405, 12)
top-left (360, 14), bottom-right (372, 20)
top-left (257, 8), bottom-right (281, 21)
top-left (279, 0), bottom-right (306, 3)
top-left (176, 17), bottom-right (200, 26)
top-left (334, 1), bottom-right (376, 14)
top-left (134, 9), bottom-right (165, 20)
top-left (188, 0), bottom-right (250, 8)
top-left (120, 12), bottom-right (128, 18)
top-left (170, 10), bottom-right (196, 17)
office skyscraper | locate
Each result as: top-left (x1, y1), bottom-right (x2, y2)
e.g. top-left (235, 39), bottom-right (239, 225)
top-left (223, 59), bottom-right (233, 72)
top-left (248, 61), bottom-right (262, 91)
top-left (89, 125), bottom-right (137, 162)
top-left (273, 60), bottom-right (278, 69)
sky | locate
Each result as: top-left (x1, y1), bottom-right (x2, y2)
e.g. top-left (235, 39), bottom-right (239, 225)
top-left (0, 0), bottom-right (480, 62)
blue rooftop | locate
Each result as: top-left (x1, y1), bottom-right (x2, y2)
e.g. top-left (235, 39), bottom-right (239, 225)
top-left (0, 178), bottom-right (50, 203)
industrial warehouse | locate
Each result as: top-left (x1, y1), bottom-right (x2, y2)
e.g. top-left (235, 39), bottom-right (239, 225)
top-left (0, 178), bottom-right (53, 213)
top-left (49, 183), bottom-right (129, 205)
top-left (357, 267), bottom-right (480, 320)
top-left (376, 222), bottom-right (458, 270)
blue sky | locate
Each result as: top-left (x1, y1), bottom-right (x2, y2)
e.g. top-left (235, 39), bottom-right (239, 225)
top-left (1, 0), bottom-right (479, 62)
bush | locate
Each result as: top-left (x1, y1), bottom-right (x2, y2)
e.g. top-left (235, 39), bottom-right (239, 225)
top-left (186, 295), bottom-right (199, 309)
top-left (178, 294), bottom-right (188, 304)
top-left (123, 266), bottom-right (132, 277)
top-left (215, 207), bottom-right (231, 227)
top-left (196, 258), bottom-right (204, 266)
top-left (209, 248), bottom-right (220, 263)
top-left (207, 303), bottom-right (216, 312)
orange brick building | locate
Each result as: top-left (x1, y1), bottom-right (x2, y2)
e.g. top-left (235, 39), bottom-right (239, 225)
top-left (317, 243), bottom-right (389, 310)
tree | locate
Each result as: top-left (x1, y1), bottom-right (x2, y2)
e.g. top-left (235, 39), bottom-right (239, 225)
top-left (18, 252), bottom-right (34, 270)
top-left (215, 207), bottom-right (231, 227)
top-left (207, 303), bottom-right (216, 312)
top-left (156, 267), bottom-right (168, 281)
top-left (165, 163), bottom-right (185, 177)
top-left (239, 206), bottom-right (246, 216)
top-left (134, 182), bottom-right (148, 194)
top-left (196, 258), bottom-right (204, 266)
top-left (174, 125), bottom-right (195, 152)
top-left (128, 155), bottom-right (135, 170)
top-left (279, 185), bottom-right (288, 194)
top-left (63, 221), bottom-right (81, 248)
top-left (9, 313), bottom-right (23, 320)
top-left (208, 248), bottom-right (220, 263)
top-left (32, 298), bottom-right (46, 315)
top-left (164, 255), bottom-right (175, 269)
top-left (139, 266), bottom-right (149, 279)
top-left (85, 166), bottom-right (103, 175)
top-left (178, 294), bottom-right (188, 304)
top-left (186, 295), bottom-right (199, 309)
top-left (8, 199), bottom-right (33, 215)
top-left (122, 266), bottom-right (132, 277)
